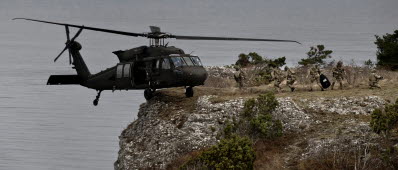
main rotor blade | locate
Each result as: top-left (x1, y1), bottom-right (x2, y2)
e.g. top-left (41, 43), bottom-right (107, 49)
top-left (13, 18), bottom-right (147, 37)
top-left (172, 35), bottom-right (301, 44)
top-left (13, 18), bottom-right (300, 44)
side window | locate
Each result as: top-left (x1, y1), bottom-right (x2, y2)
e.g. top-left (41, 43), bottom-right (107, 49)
top-left (162, 58), bottom-right (171, 69)
top-left (155, 60), bottom-right (161, 69)
top-left (123, 64), bottom-right (131, 77)
top-left (116, 64), bottom-right (123, 78)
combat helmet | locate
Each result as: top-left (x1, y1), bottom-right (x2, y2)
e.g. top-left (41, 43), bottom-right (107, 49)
top-left (337, 61), bottom-right (343, 68)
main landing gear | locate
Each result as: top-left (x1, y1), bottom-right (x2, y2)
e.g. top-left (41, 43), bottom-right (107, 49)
top-left (93, 90), bottom-right (102, 106)
top-left (185, 86), bottom-right (194, 97)
top-left (144, 88), bottom-right (155, 100)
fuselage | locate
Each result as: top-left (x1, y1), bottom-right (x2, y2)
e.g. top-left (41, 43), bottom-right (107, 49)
top-left (80, 45), bottom-right (208, 91)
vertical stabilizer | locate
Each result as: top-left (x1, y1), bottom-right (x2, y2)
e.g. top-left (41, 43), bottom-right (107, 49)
top-left (69, 42), bottom-right (91, 79)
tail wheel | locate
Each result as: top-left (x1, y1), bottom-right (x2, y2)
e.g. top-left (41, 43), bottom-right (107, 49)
top-left (144, 88), bottom-right (154, 100)
top-left (185, 86), bottom-right (194, 97)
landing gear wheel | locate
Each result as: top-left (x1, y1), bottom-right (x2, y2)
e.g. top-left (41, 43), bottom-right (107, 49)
top-left (93, 90), bottom-right (102, 106)
top-left (144, 88), bottom-right (154, 100)
top-left (185, 86), bottom-right (194, 97)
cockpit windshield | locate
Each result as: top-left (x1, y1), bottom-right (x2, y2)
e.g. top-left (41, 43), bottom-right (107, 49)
top-left (183, 57), bottom-right (194, 66)
top-left (170, 55), bottom-right (203, 67)
top-left (170, 57), bottom-right (186, 67)
top-left (190, 56), bottom-right (203, 66)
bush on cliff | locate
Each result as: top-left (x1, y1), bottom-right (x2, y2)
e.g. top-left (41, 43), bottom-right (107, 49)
top-left (180, 135), bottom-right (255, 170)
top-left (242, 92), bottom-right (282, 139)
top-left (370, 99), bottom-right (398, 136)
top-left (199, 135), bottom-right (255, 170)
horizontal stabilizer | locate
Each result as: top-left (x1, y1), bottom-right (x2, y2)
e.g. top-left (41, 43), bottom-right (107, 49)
top-left (47, 75), bottom-right (81, 85)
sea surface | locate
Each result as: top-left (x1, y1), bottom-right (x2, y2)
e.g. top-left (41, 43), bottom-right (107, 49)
top-left (0, 0), bottom-right (397, 169)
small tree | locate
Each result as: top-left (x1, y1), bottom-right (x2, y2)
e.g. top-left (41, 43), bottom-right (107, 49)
top-left (248, 52), bottom-right (263, 64)
top-left (235, 53), bottom-right (250, 67)
top-left (267, 56), bottom-right (286, 68)
top-left (375, 30), bottom-right (398, 70)
top-left (298, 45), bottom-right (333, 66)
top-left (235, 52), bottom-right (286, 68)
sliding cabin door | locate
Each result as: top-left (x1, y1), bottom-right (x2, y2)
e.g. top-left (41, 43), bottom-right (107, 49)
top-left (115, 63), bottom-right (133, 89)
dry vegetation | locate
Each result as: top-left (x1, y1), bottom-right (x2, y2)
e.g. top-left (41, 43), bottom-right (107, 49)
top-left (203, 65), bottom-right (398, 102)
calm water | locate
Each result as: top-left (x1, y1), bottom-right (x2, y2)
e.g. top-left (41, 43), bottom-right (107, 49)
top-left (0, 0), bottom-right (397, 169)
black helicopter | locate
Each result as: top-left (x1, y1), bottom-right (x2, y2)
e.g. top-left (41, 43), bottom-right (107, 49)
top-left (14, 18), bottom-right (300, 106)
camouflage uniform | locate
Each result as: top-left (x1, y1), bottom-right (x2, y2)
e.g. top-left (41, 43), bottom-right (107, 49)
top-left (271, 67), bottom-right (284, 92)
top-left (331, 61), bottom-right (345, 90)
top-left (369, 69), bottom-right (383, 89)
top-left (285, 66), bottom-right (296, 92)
top-left (308, 65), bottom-right (323, 91)
top-left (234, 67), bottom-right (246, 89)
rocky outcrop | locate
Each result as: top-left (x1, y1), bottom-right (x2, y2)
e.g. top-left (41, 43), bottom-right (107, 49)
top-left (115, 96), bottom-right (244, 169)
top-left (302, 96), bottom-right (385, 115)
top-left (115, 94), bottom-right (387, 169)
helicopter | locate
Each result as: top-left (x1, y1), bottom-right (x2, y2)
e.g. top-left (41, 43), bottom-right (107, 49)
top-left (14, 18), bottom-right (300, 106)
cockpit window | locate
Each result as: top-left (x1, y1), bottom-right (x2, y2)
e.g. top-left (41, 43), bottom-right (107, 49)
top-left (183, 57), bottom-right (194, 66)
top-left (170, 57), bottom-right (186, 67)
top-left (190, 56), bottom-right (203, 66)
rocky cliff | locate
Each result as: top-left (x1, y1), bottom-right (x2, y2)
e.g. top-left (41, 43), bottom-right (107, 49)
top-left (114, 88), bottom-right (398, 169)
top-left (115, 66), bottom-right (398, 169)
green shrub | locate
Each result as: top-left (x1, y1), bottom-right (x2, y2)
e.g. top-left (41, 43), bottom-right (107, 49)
top-left (370, 99), bottom-right (398, 135)
top-left (242, 92), bottom-right (282, 139)
top-left (375, 30), bottom-right (398, 70)
top-left (243, 98), bottom-right (257, 117)
top-left (198, 135), bottom-right (256, 170)
top-left (223, 121), bottom-right (238, 138)
top-left (243, 92), bottom-right (279, 117)
top-left (256, 92), bottom-right (279, 114)
top-left (298, 45), bottom-right (333, 66)
top-left (251, 114), bottom-right (283, 138)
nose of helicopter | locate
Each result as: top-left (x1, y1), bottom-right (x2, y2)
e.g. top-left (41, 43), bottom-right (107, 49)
top-left (180, 66), bottom-right (208, 85)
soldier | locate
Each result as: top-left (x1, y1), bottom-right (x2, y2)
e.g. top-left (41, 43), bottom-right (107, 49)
top-left (234, 66), bottom-right (246, 89)
top-left (285, 66), bottom-right (296, 92)
top-left (308, 64), bottom-right (323, 91)
top-left (369, 69), bottom-right (383, 89)
top-left (271, 67), bottom-right (284, 92)
top-left (331, 61), bottom-right (345, 90)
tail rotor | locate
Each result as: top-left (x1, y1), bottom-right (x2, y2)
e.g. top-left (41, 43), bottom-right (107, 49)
top-left (54, 26), bottom-right (83, 64)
